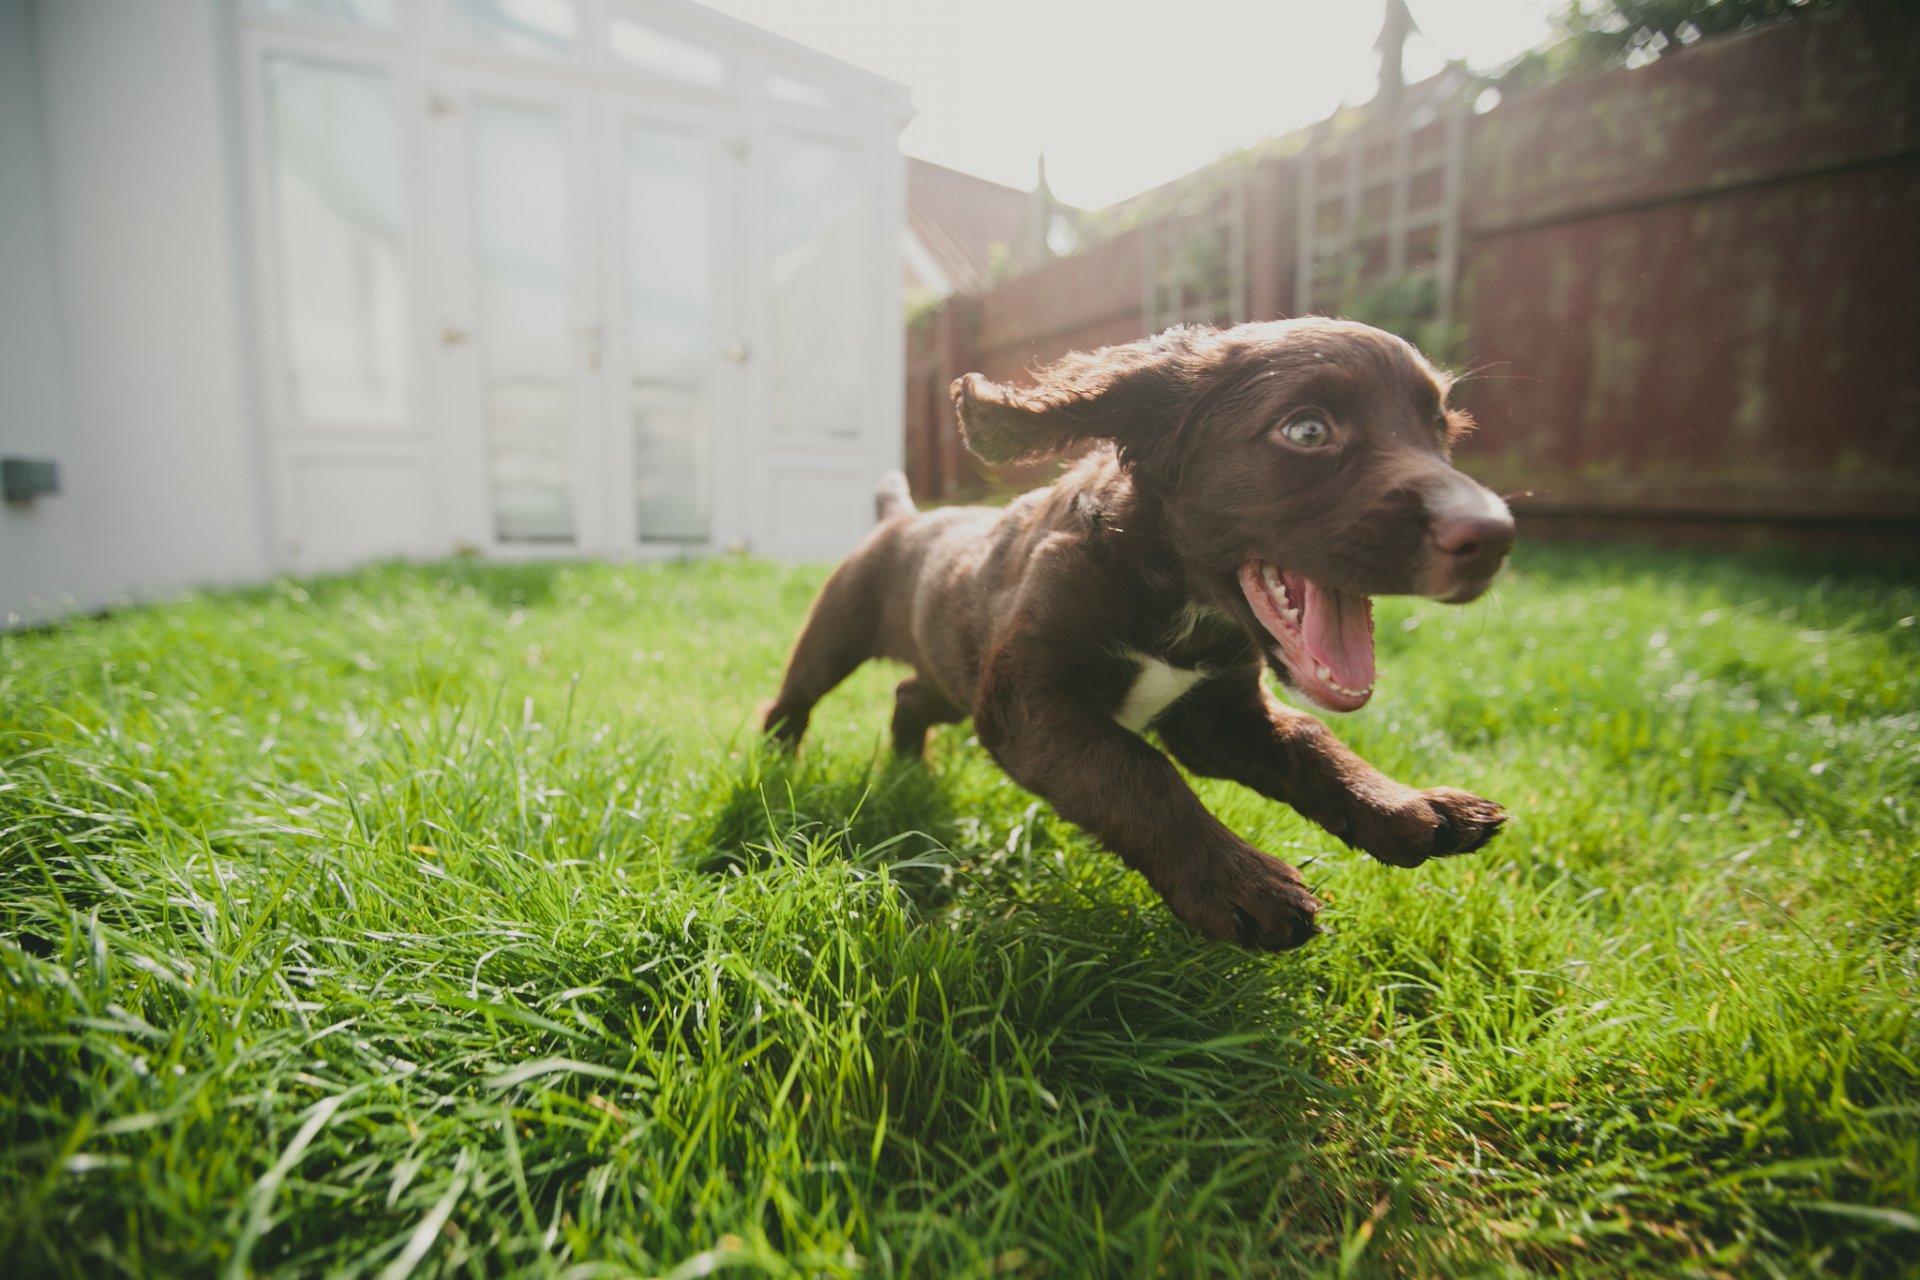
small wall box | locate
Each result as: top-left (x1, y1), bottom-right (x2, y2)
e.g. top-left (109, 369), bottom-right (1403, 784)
top-left (2, 458), bottom-right (59, 502)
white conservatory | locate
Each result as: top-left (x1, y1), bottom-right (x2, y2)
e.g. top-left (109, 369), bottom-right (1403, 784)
top-left (0, 0), bottom-right (911, 624)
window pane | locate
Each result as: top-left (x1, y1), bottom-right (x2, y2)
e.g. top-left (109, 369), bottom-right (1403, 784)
top-left (474, 102), bottom-right (574, 542)
top-left (258, 0), bottom-right (394, 26)
top-left (768, 132), bottom-right (866, 439)
top-left (625, 124), bottom-right (711, 543)
top-left (265, 56), bottom-right (408, 425)
top-left (609, 15), bottom-right (726, 88)
top-left (450, 0), bottom-right (574, 58)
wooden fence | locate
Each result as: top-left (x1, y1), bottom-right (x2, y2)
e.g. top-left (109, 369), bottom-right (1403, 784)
top-left (903, 7), bottom-right (1920, 552)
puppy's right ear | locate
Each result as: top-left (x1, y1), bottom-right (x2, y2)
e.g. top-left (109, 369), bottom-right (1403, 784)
top-left (950, 328), bottom-right (1220, 469)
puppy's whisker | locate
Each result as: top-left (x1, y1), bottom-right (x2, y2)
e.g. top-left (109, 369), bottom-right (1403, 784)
top-left (1452, 359), bottom-right (1509, 383)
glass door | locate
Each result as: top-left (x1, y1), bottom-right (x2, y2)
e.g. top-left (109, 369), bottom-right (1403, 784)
top-left (436, 71), bottom-right (603, 552)
top-left (602, 104), bottom-right (731, 550)
top-left (436, 77), bottom-right (730, 555)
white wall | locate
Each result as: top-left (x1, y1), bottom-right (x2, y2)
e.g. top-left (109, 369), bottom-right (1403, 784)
top-left (0, 0), bottom-right (93, 625)
top-left (1, 0), bottom-right (269, 625)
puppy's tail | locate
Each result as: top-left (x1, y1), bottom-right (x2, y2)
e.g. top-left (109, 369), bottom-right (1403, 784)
top-left (874, 470), bottom-right (917, 522)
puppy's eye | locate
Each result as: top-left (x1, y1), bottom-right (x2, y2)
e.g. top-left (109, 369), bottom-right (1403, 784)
top-left (1280, 417), bottom-right (1332, 448)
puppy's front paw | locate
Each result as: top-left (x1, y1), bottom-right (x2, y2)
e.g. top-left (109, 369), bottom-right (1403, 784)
top-left (1353, 786), bottom-right (1506, 868)
top-left (1166, 850), bottom-right (1321, 952)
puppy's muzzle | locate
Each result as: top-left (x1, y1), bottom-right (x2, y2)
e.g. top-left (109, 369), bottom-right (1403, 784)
top-left (1422, 476), bottom-right (1516, 602)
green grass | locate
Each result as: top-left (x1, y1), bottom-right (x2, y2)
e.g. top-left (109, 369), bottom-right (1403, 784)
top-left (1, 545), bottom-right (1916, 1278)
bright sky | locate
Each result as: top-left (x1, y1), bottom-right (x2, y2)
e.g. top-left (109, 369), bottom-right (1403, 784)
top-left (700, 0), bottom-right (1564, 208)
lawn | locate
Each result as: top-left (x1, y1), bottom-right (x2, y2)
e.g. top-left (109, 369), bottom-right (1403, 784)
top-left (2, 545), bottom-right (1916, 1277)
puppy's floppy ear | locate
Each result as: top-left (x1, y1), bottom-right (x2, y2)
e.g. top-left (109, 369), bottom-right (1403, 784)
top-left (951, 326), bottom-right (1223, 470)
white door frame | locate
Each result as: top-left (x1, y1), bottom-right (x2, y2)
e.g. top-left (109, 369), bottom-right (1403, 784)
top-left (427, 64), bottom-right (608, 557)
top-left (236, 21), bottom-right (442, 573)
top-left (597, 92), bottom-right (743, 555)
top-left (429, 66), bottom-right (743, 559)
top-left (235, 0), bottom-right (909, 568)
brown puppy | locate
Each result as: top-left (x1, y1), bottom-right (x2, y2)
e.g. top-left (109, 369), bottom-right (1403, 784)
top-left (763, 318), bottom-right (1515, 950)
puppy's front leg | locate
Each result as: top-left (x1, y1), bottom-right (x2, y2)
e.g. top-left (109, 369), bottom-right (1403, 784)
top-left (1157, 675), bottom-right (1505, 868)
top-left (975, 679), bottom-right (1320, 950)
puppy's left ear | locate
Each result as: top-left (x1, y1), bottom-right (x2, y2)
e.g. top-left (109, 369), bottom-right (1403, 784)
top-left (951, 327), bottom-right (1222, 471)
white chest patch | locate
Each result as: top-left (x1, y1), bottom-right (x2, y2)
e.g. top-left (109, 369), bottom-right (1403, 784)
top-left (1113, 656), bottom-right (1208, 733)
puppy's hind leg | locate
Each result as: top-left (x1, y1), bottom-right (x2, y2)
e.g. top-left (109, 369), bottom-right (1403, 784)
top-left (890, 677), bottom-right (964, 760)
top-left (762, 551), bottom-right (887, 748)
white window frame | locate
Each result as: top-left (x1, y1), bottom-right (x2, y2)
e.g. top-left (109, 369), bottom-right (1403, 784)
top-left (235, 0), bottom-right (910, 565)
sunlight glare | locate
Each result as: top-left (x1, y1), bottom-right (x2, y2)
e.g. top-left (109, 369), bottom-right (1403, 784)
top-left (699, 0), bottom-right (1561, 207)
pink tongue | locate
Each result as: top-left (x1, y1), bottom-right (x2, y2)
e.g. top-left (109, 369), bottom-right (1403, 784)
top-left (1300, 579), bottom-right (1376, 689)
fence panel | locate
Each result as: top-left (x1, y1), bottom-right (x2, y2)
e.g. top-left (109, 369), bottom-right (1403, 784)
top-left (1456, 9), bottom-right (1920, 549)
top-left (902, 9), bottom-right (1920, 548)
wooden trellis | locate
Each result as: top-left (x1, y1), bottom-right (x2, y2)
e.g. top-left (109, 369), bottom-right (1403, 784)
top-left (1294, 73), bottom-right (1470, 326)
top-left (1141, 175), bottom-right (1250, 333)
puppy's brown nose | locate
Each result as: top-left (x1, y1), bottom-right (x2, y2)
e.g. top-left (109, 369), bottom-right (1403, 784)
top-left (1431, 512), bottom-right (1515, 579)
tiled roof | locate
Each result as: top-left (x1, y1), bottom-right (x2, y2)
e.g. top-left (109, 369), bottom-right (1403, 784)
top-left (905, 158), bottom-right (1033, 297)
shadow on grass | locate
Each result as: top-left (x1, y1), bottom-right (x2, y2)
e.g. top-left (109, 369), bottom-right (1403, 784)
top-left (693, 747), bottom-right (963, 901)
top-left (468, 846), bottom-right (1349, 1276)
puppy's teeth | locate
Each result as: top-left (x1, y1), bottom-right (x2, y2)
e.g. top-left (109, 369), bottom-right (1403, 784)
top-left (1265, 570), bottom-right (1293, 615)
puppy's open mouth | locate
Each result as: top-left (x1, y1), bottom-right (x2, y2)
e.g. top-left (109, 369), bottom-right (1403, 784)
top-left (1238, 561), bottom-right (1375, 712)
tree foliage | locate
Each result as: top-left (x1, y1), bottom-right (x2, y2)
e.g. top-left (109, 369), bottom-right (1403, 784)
top-left (1496, 0), bottom-right (1860, 86)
